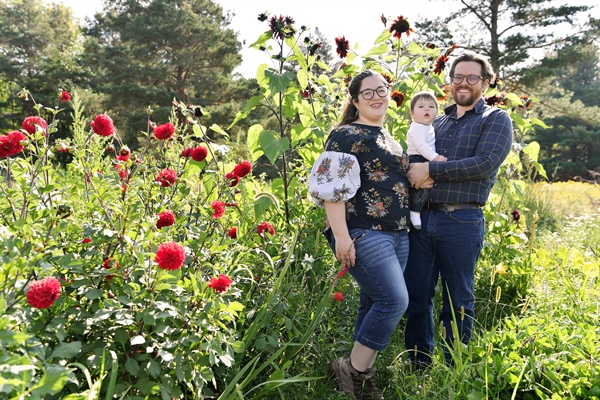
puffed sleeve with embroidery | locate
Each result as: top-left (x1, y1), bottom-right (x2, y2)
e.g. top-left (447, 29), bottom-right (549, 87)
top-left (307, 151), bottom-right (360, 208)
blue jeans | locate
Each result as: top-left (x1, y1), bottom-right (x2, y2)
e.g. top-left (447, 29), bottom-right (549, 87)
top-left (404, 208), bottom-right (484, 364)
top-left (329, 228), bottom-right (409, 351)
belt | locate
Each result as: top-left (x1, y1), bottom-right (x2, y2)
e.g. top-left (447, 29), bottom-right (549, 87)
top-left (425, 202), bottom-right (482, 212)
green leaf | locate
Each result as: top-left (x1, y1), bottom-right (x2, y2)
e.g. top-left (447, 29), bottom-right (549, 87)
top-left (228, 95), bottom-right (264, 129)
top-left (259, 131), bottom-right (290, 163)
top-left (247, 124), bottom-right (266, 161)
top-left (530, 117), bottom-right (549, 128)
top-left (297, 68), bottom-right (308, 90)
top-left (291, 123), bottom-right (311, 147)
top-left (249, 31), bottom-right (272, 49)
top-left (264, 69), bottom-right (296, 94)
top-left (225, 301), bottom-right (245, 316)
top-left (124, 357), bottom-right (140, 376)
top-left (506, 92), bottom-right (522, 104)
top-left (29, 365), bottom-right (69, 395)
top-left (0, 330), bottom-right (31, 345)
top-left (209, 124), bottom-right (230, 139)
top-left (315, 59), bottom-right (331, 72)
top-left (254, 196), bottom-right (275, 221)
top-left (373, 29), bottom-right (392, 45)
top-left (363, 43), bottom-right (389, 57)
top-left (407, 41), bottom-right (425, 54)
top-left (231, 341), bottom-right (245, 353)
top-left (84, 288), bottom-right (104, 300)
top-left (522, 141), bottom-right (541, 162)
top-left (49, 341), bottom-right (81, 360)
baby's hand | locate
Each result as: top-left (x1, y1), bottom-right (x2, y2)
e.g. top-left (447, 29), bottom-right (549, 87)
top-left (432, 155), bottom-right (447, 162)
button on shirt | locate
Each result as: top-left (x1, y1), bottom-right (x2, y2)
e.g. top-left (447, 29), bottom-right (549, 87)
top-left (427, 98), bottom-right (513, 205)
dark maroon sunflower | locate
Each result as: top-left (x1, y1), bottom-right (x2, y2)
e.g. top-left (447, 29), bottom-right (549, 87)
top-left (426, 42), bottom-right (436, 49)
top-left (485, 92), bottom-right (508, 107)
top-left (309, 42), bottom-right (322, 56)
top-left (389, 16), bottom-right (415, 40)
top-left (269, 15), bottom-right (296, 40)
top-left (343, 74), bottom-right (352, 86)
top-left (518, 95), bottom-right (532, 109)
top-left (335, 36), bottom-right (350, 58)
top-left (489, 77), bottom-right (501, 89)
top-left (381, 73), bottom-right (394, 85)
top-left (444, 43), bottom-right (458, 56)
top-left (433, 54), bottom-right (449, 75)
top-left (390, 90), bottom-right (406, 107)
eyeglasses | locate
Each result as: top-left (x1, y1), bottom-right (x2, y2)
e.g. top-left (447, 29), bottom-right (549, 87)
top-left (358, 86), bottom-right (389, 100)
top-left (450, 74), bottom-right (485, 85)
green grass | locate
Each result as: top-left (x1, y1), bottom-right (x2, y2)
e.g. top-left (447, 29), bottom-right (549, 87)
top-left (275, 183), bottom-right (600, 399)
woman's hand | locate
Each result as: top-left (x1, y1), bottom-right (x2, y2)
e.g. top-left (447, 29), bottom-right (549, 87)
top-left (334, 234), bottom-right (356, 267)
top-left (324, 201), bottom-right (355, 267)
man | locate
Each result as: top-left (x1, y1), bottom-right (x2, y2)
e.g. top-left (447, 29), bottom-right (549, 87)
top-left (404, 51), bottom-right (513, 365)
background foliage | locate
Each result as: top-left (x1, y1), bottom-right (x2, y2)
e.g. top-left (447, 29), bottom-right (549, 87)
top-left (0, 1), bottom-right (599, 399)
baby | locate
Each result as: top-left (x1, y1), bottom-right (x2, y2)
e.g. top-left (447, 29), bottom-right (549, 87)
top-left (406, 91), bottom-right (447, 229)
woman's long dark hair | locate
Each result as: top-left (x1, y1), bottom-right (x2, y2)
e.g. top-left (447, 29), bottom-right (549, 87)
top-left (338, 70), bottom-right (385, 127)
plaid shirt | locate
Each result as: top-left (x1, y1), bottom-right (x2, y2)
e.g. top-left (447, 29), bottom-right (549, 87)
top-left (428, 98), bottom-right (513, 205)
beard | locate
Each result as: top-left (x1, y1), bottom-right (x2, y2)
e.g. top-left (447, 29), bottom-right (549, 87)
top-left (451, 86), bottom-right (478, 107)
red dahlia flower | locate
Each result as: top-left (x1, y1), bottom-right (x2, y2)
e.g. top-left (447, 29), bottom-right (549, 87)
top-left (156, 210), bottom-right (175, 229)
top-left (335, 36), bottom-right (350, 59)
top-left (60, 91), bottom-right (71, 102)
top-left (181, 147), bottom-right (193, 158)
top-left (26, 276), bottom-right (61, 309)
top-left (155, 241), bottom-right (186, 270)
top-left (233, 160), bottom-right (252, 178)
top-left (103, 258), bottom-right (120, 270)
top-left (22, 116), bottom-right (47, 135)
top-left (389, 16), bottom-right (415, 40)
top-left (153, 123), bottom-right (175, 140)
top-left (156, 169), bottom-right (177, 187)
top-left (91, 114), bottom-right (115, 137)
top-left (0, 131), bottom-right (27, 158)
top-left (257, 221), bottom-right (275, 238)
top-left (228, 227), bottom-right (237, 239)
top-left (116, 146), bottom-right (131, 161)
top-left (333, 291), bottom-right (345, 301)
top-left (207, 274), bottom-right (232, 293)
top-left (225, 172), bottom-right (240, 187)
top-left (211, 200), bottom-right (226, 219)
top-left (191, 145), bottom-right (208, 162)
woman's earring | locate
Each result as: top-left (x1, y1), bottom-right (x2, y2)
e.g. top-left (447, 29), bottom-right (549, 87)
top-left (354, 109), bottom-right (359, 117)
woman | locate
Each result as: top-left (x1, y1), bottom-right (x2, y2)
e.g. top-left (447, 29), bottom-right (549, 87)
top-left (308, 70), bottom-right (411, 399)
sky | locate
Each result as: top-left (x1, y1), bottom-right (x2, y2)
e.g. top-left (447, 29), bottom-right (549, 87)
top-left (44, 0), bottom-right (598, 78)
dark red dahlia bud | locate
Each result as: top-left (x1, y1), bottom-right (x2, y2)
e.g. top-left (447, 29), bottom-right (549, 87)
top-left (511, 209), bottom-right (520, 222)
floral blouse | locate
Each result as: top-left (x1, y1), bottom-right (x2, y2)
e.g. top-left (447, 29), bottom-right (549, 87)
top-left (308, 123), bottom-right (410, 231)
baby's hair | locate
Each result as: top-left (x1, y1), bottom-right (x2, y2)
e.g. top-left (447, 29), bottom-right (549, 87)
top-left (409, 91), bottom-right (439, 112)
